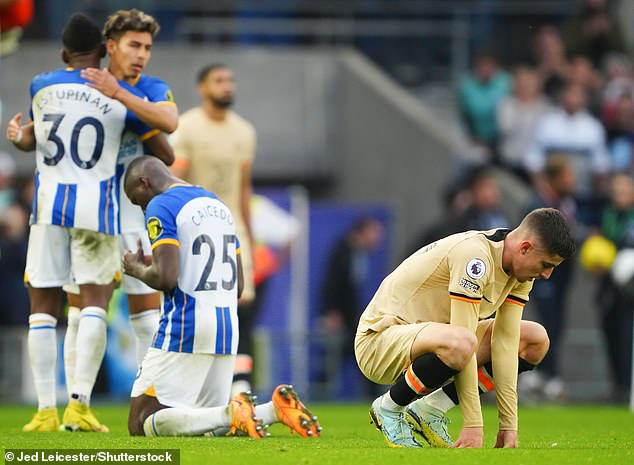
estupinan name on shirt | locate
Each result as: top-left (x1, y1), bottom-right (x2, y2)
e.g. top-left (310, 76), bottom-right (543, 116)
top-left (34, 88), bottom-right (114, 115)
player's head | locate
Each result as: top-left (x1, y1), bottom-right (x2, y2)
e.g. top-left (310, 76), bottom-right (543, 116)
top-left (61, 13), bottom-right (105, 64)
top-left (103, 9), bottom-right (160, 80)
top-left (508, 208), bottom-right (576, 282)
top-left (197, 64), bottom-right (235, 109)
top-left (124, 156), bottom-right (174, 210)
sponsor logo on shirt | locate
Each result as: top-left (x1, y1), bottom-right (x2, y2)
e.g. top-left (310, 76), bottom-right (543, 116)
top-left (459, 278), bottom-right (481, 293)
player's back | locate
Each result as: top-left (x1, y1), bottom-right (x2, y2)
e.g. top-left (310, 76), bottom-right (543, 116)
top-left (30, 68), bottom-right (131, 234)
top-left (147, 185), bottom-right (240, 354)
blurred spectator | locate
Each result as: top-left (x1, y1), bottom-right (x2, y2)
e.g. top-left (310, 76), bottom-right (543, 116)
top-left (567, 54), bottom-right (604, 115)
top-left (321, 217), bottom-right (385, 397)
top-left (608, 94), bottom-right (634, 173)
top-left (523, 156), bottom-right (579, 401)
top-left (451, 167), bottom-right (512, 232)
top-left (595, 173), bottom-right (634, 402)
top-left (531, 25), bottom-right (569, 101)
top-left (497, 66), bottom-right (551, 181)
top-left (458, 50), bottom-right (511, 160)
top-left (525, 81), bottom-right (611, 225)
top-left (0, 201), bottom-right (29, 325)
top-left (600, 53), bottom-right (634, 133)
top-left (0, 151), bottom-right (16, 213)
top-left (562, 0), bottom-right (625, 69)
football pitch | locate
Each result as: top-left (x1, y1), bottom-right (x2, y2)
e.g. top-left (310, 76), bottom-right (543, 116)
top-left (2, 403), bottom-right (634, 465)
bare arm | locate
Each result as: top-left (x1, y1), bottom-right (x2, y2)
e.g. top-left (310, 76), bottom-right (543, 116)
top-left (80, 68), bottom-right (179, 133)
top-left (240, 160), bottom-right (254, 244)
top-left (122, 241), bottom-right (179, 292)
top-left (6, 112), bottom-right (35, 151)
top-left (144, 132), bottom-right (175, 166)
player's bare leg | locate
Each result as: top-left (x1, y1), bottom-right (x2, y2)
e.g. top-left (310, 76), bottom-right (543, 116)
top-left (371, 323), bottom-right (473, 448)
top-left (23, 286), bottom-right (64, 432)
top-left (407, 320), bottom-right (550, 447)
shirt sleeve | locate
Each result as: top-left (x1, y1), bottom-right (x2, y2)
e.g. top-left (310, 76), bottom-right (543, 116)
top-left (446, 240), bottom-right (493, 428)
top-left (141, 77), bottom-right (176, 106)
top-left (145, 197), bottom-right (179, 250)
top-left (491, 299), bottom-right (524, 431)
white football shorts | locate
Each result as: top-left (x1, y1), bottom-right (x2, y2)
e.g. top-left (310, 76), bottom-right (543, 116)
top-left (131, 348), bottom-right (235, 408)
top-left (25, 224), bottom-right (120, 288)
top-left (119, 231), bottom-right (156, 295)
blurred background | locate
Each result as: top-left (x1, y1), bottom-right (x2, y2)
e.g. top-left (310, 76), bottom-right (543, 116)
top-left (1, 0), bottom-right (634, 406)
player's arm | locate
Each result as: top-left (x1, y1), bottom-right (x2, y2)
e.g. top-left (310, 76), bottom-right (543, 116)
top-left (240, 160), bottom-right (254, 244)
top-left (6, 112), bottom-right (35, 151)
top-left (449, 297), bottom-right (484, 448)
top-left (122, 240), bottom-right (179, 292)
top-left (80, 68), bottom-right (178, 133)
top-left (144, 132), bottom-right (175, 166)
top-left (490, 297), bottom-right (525, 448)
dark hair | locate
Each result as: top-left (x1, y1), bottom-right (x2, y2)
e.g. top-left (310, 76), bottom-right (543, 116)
top-left (103, 9), bottom-right (160, 41)
top-left (197, 64), bottom-right (228, 84)
top-left (524, 208), bottom-right (576, 259)
top-left (62, 13), bottom-right (102, 53)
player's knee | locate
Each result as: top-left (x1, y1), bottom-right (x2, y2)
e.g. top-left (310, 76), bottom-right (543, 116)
top-left (128, 410), bottom-right (146, 436)
top-left (442, 328), bottom-right (477, 369)
top-left (520, 322), bottom-right (550, 365)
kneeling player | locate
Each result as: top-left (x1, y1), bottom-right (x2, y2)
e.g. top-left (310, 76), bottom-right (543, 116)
top-left (123, 156), bottom-right (320, 437)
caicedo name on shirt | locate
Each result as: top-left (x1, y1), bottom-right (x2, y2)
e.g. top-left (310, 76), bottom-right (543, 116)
top-left (191, 203), bottom-right (234, 227)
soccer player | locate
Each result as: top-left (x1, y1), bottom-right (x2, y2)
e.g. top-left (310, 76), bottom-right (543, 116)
top-left (123, 156), bottom-right (320, 438)
top-left (64, 9), bottom-right (178, 383)
top-left (5, 13), bottom-right (161, 433)
top-left (169, 64), bottom-right (257, 394)
top-left (355, 208), bottom-right (575, 448)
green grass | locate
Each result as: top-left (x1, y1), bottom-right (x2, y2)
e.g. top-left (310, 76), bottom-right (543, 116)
top-left (2, 403), bottom-right (634, 465)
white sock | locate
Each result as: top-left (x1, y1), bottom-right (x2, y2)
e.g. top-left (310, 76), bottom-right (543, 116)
top-left (420, 388), bottom-right (457, 414)
top-left (143, 406), bottom-right (230, 436)
top-left (71, 306), bottom-right (107, 405)
top-left (63, 307), bottom-right (80, 397)
top-left (255, 401), bottom-right (278, 426)
top-left (231, 380), bottom-right (252, 398)
top-left (129, 309), bottom-right (159, 366)
top-left (380, 391), bottom-right (404, 412)
top-left (28, 313), bottom-right (58, 410)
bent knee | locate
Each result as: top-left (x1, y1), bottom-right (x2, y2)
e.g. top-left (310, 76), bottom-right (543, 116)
top-left (439, 328), bottom-right (477, 369)
top-left (520, 321), bottom-right (550, 364)
top-left (128, 412), bottom-right (147, 436)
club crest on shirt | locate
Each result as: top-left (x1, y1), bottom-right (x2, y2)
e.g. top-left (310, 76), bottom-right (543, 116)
top-left (147, 217), bottom-right (163, 241)
top-left (466, 258), bottom-right (486, 280)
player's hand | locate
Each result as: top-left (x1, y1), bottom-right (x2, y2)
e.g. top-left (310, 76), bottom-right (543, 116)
top-left (6, 112), bottom-right (23, 142)
top-left (122, 240), bottom-right (146, 277)
top-left (81, 67), bottom-right (121, 98)
top-left (494, 430), bottom-right (518, 448)
top-left (452, 427), bottom-right (484, 448)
